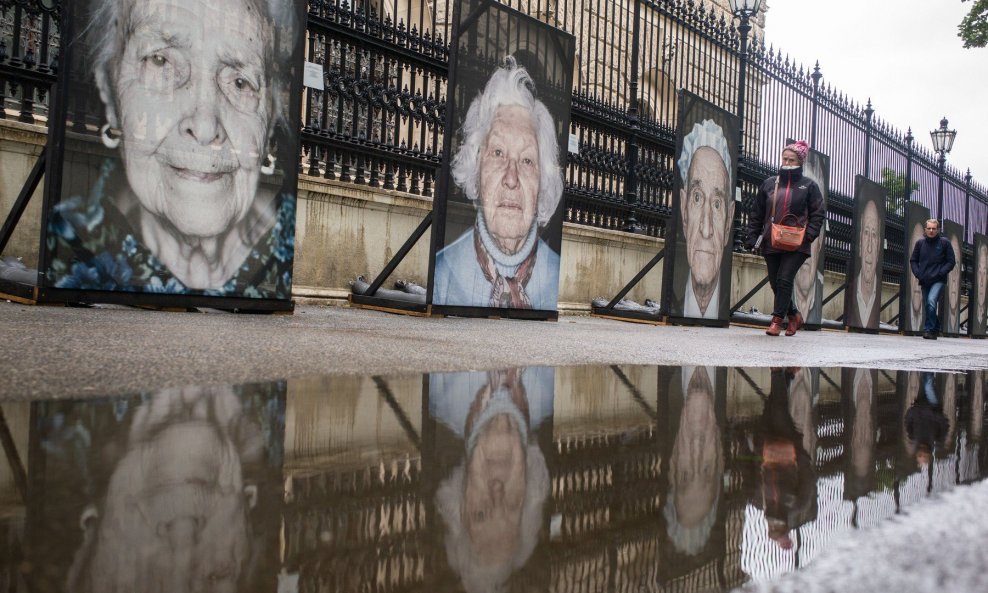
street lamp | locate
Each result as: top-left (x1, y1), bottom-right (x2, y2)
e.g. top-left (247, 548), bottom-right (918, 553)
top-left (730, 0), bottom-right (762, 159)
top-left (930, 116), bottom-right (957, 222)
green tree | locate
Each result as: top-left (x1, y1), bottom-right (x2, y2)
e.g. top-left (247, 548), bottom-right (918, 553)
top-left (960, 0), bottom-right (988, 48)
top-left (881, 167), bottom-right (920, 215)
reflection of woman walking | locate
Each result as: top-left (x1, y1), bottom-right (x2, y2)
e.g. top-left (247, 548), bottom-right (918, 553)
top-left (745, 141), bottom-right (826, 336)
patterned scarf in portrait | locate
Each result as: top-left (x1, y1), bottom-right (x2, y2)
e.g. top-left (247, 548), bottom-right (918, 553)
top-left (472, 225), bottom-right (539, 308)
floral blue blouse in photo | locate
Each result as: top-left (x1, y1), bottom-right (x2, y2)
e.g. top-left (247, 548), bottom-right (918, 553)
top-left (45, 160), bottom-right (295, 300)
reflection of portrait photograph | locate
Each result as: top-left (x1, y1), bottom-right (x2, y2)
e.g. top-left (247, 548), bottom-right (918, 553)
top-left (663, 366), bottom-right (724, 557)
top-left (905, 373), bottom-right (949, 466)
top-left (845, 177), bottom-right (886, 329)
top-left (903, 207), bottom-right (928, 333)
top-left (37, 384), bottom-right (285, 593)
top-left (663, 93), bottom-right (739, 322)
top-left (433, 57), bottom-right (563, 310)
top-left (973, 235), bottom-right (988, 336)
top-left (430, 368), bottom-right (553, 593)
top-left (46, 0), bottom-right (303, 299)
top-left (842, 367), bottom-right (876, 499)
top-left (941, 220), bottom-right (963, 335)
top-left (792, 151), bottom-right (829, 324)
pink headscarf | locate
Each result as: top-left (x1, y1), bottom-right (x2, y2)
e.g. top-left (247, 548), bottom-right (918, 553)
top-left (784, 140), bottom-right (810, 164)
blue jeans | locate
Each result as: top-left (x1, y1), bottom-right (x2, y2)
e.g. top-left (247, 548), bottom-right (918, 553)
top-left (921, 281), bottom-right (945, 333)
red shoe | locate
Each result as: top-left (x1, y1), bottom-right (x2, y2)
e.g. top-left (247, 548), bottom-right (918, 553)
top-left (785, 312), bottom-right (804, 336)
top-left (766, 316), bottom-right (784, 336)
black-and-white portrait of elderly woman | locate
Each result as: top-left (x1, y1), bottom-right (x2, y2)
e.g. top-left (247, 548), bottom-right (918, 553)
top-left (433, 57), bottom-right (563, 310)
top-left (46, 0), bottom-right (301, 299)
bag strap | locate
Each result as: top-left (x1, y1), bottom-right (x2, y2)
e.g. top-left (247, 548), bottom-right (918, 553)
top-left (770, 176), bottom-right (780, 223)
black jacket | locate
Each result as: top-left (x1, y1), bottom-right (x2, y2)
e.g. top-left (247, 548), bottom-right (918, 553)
top-left (745, 166), bottom-right (826, 256)
top-left (910, 234), bottom-right (955, 287)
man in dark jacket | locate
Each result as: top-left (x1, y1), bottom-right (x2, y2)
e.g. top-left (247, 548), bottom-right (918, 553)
top-left (909, 219), bottom-right (956, 339)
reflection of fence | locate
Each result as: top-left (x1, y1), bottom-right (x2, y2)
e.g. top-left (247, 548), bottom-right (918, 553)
top-left (5, 0), bottom-right (988, 295)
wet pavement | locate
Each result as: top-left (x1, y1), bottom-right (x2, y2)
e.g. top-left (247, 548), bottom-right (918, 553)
top-left (0, 364), bottom-right (984, 592)
top-left (2, 302), bottom-right (988, 399)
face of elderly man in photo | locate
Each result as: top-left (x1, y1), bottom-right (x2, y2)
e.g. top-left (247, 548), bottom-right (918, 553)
top-left (478, 105), bottom-right (541, 254)
top-left (795, 232), bottom-right (823, 315)
top-left (857, 200), bottom-right (880, 303)
top-left (95, 0), bottom-right (278, 287)
top-left (948, 234), bottom-right (961, 325)
top-left (977, 244), bottom-right (988, 326)
top-left (665, 367), bottom-right (723, 556)
top-left (909, 222), bottom-right (925, 329)
top-left (680, 144), bottom-right (732, 313)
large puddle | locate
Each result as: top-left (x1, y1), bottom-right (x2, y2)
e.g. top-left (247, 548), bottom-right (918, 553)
top-left (0, 366), bottom-right (983, 592)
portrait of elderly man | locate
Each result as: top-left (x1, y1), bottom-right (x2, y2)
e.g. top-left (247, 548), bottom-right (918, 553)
top-left (46, 0), bottom-right (300, 299)
top-left (674, 119), bottom-right (735, 319)
top-left (431, 367), bottom-right (552, 593)
top-left (665, 366), bottom-right (724, 556)
top-left (433, 57), bottom-right (564, 310)
top-left (848, 198), bottom-right (882, 328)
top-left (944, 231), bottom-right (962, 334)
top-left (975, 239), bottom-right (988, 334)
top-left (905, 219), bottom-right (926, 332)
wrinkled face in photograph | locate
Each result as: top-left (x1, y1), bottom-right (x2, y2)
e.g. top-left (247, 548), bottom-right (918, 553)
top-left (851, 370), bottom-right (874, 479)
top-left (670, 370), bottom-right (722, 527)
top-left (858, 200), bottom-right (880, 291)
top-left (82, 421), bottom-right (252, 593)
top-left (463, 413), bottom-right (526, 563)
top-left (978, 244), bottom-right (988, 323)
top-left (101, 0), bottom-right (274, 238)
top-left (909, 223), bottom-right (925, 327)
top-left (949, 235), bottom-right (961, 317)
top-left (478, 105), bottom-right (541, 254)
top-left (681, 146), bottom-right (731, 298)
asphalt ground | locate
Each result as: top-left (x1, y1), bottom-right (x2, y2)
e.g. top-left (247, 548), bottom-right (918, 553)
top-left (2, 300), bottom-right (987, 399)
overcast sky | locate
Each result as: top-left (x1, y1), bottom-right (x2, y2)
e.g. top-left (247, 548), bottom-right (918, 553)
top-left (762, 0), bottom-right (986, 185)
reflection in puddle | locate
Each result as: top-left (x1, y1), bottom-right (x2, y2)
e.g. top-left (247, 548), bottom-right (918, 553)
top-left (0, 367), bottom-right (983, 592)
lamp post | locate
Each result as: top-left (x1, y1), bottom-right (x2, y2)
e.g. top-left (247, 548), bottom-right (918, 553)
top-left (930, 117), bottom-right (957, 223)
top-left (729, 0), bottom-right (762, 159)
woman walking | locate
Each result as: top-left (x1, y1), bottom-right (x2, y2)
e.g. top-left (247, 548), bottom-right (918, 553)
top-left (745, 141), bottom-right (827, 336)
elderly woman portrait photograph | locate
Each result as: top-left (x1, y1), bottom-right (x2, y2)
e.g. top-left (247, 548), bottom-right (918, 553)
top-left (29, 383), bottom-right (284, 593)
top-left (433, 56), bottom-right (566, 311)
top-left (845, 179), bottom-right (885, 330)
top-left (430, 367), bottom-right (553, 593)
top-left (45, 0), bottom-right (302, 300)
top-left (792, 151), bottom-right (828, 324)
top-left (670, 117), bottom-right (736, 321)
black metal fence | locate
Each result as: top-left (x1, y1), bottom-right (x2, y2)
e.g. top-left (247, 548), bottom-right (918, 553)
top-left (3, 0), bottom-right (987, 296)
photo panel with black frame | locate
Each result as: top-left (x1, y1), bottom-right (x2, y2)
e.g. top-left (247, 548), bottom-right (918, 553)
top-left (971, 234), bottom-right (988, 338)
top-left (901, 202), bottom-right (931, 334)
top-left (793, 148), bottom-right (829, 328)
top-left (939, 219), bottom-right (963, 336)
top-left (661, 91), bottom-right (740, 326)
top-left (25, 381), bottom-right (286, 593)
top-left (428, 0), bottom-right (575, 318)
top-left (37, 0), bottom-right (306, 311)
top-left (426, 367), bottom-right (555, 593)
top-left (657, 366), bottom-right (727, 574)
top-left (841, 367), bottom-right (878, 501)
top-left (843, 176), bottom-right (886, 331)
